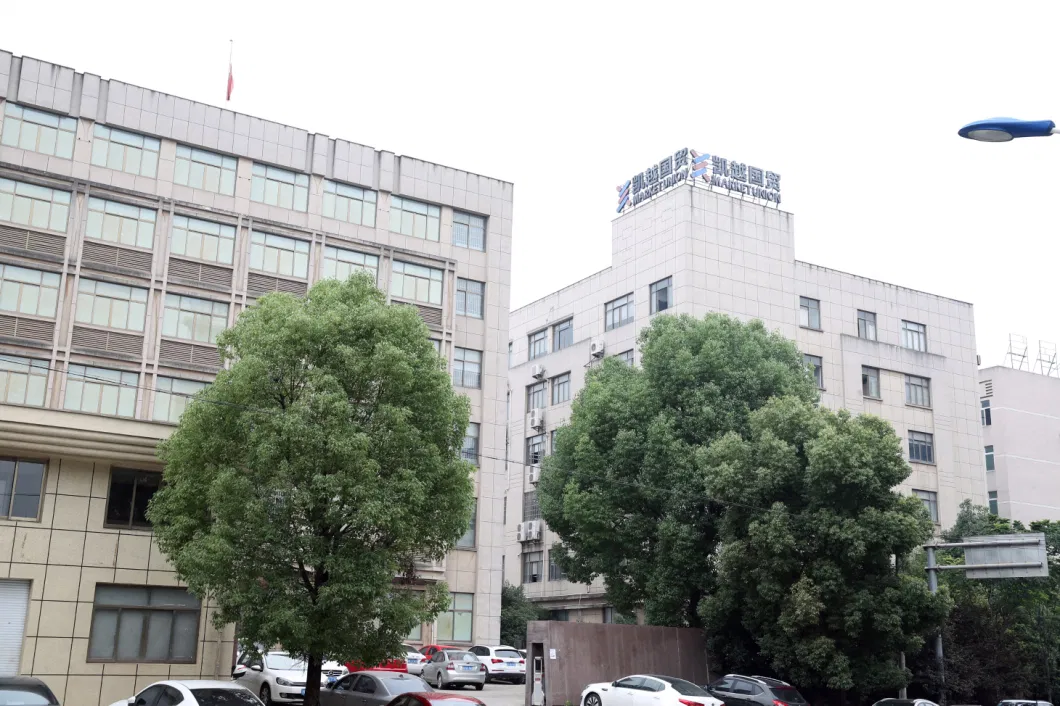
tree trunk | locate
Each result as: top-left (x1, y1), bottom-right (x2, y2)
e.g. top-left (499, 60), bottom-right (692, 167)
top-left (304, 654), bottom-right (323, 706)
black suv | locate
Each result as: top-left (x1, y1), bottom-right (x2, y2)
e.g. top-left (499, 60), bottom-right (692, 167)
top-left (705, 675), bottom-right (809, 706)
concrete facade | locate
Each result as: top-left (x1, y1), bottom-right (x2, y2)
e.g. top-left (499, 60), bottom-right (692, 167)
top-left (0, 49), bottom-right (511, 704)
top-left (980, 365), bottom-right (1060, 524)
top-left (505, 179), bottom-right (987, 620)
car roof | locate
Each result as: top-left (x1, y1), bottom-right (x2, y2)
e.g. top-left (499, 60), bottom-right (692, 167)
top-left (724, 674), bottom-right (791, 688)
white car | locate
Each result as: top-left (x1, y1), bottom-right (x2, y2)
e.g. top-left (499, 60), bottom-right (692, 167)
top-left (403, 645), bottom-right (428, 675)
top-left (232, 651), bottom-right (349, 705)
top-left (468, 645), bottom-right (526, 683)
top-left (582, 675), bottom-right (724, 706)
top-left (110, 680), bottom-right (260, 706)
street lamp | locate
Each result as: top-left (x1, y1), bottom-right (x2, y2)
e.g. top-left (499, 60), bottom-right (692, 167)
top-left (958, 117), bottom-right (1058, 142)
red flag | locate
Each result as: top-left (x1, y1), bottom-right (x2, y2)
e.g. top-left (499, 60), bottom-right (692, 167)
top-left (226, 63), bottom-right (234, 101)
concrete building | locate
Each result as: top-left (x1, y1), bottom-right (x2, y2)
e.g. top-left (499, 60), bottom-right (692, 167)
top-left (979, 365), bottom-right (1060, 524)
top-left (505, 154), bottom-right (986, 621)
top-left (0, 49), bottom-right (511, 704)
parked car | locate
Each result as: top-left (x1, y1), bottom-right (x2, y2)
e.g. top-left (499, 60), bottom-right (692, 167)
top-left (872, 700), bottom-right (940, 706)
top-left (0, 677), bottom-right (59, 706)
top-left (232, 650), bottom-right (349, 705)
top-left (404, 646), bottom-right (428, 675)
top-left (582, 675), bottom-right (723, 706)
top-left (321, 672), bottom-right (433, 706)
top-left (997, 701), bottom-right (1054, 706)
top-left (108, 680), bottom-right (260, 706)
top-left (418, 645), bottom-right (456, 660)
top-left (421, 649), bottom-right (487, 690)
top-left (382, 694), bottom-right (485, 706)
top-left (706, 675), bottom-right (809, 706)
top-left (467, 645), bottom-right (526, 683)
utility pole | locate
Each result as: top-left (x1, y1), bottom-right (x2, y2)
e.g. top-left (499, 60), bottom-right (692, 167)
top-left (926, 545), bottom-right (945, 706)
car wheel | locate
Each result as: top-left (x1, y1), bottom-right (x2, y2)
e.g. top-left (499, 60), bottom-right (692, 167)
top-left (475, 684), bottom-right (484, 691)
top-left (585, 692), bottom-right (602, 706)
top-left (259, 684), bottom-right (272, 706)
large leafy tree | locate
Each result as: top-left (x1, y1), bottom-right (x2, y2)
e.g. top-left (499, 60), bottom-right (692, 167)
top-left (149, 274), bottom-right (474, 706)
top-left (500, 582), bottom-right (545, 648)
top-left (538, 313), bottom-right (818, 626)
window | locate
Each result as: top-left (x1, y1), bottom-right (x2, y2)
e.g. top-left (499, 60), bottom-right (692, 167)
top-left (1, 103), bottom-right (76, 158)
top-left (618, 350), bottom-right (634, 366)
top-left (461, 422), bottom-right (479, 464)
top-left (548, 552), bottom-right (567, 581)
top-left (452, 211), bottom-right (486, 251)
top-left (552, 373), bottom-right (570, 404)
top-left (0, 357), bottom-right (48, 407)
top-left (981, 400), bottom-right (992, 426)
top-left (908, 431), bottom-right (935, 464)
top-left (508, 341), bottom-right (513, 369)
top-left (153, 377), bottom-right (208, 424)
top-left (528, 330), bottom-right (548, 360)
top-left (650, 277), bottom-right (672, 314)
top-left (407, 623), bottom-right (422, 642)
top-left (548, 610), bottom-right (569, 622)
top-left (550, 430), bottom-right (557, 454)
top-left (390, 261), bottom-right (443, 305)
top-left (914, 489), bottom-right (939, 523)
top-left (799, 297), bottom-right (821, 329)
top-left (250, 163), bottom-right (308, 211)
top-left (174, 145), bottom-right (237, 195)
top-left (985, 445), bottom-right (995, 472)
top-left (453, 348), bottom-right (482, 388)
top-left (526, 435), bottom-right (545, 465)
top-left (857, 310), bottom-right (877, 340)
top-left (323, 180), bottom-right (377, 226)
top-left (553, 319), bottom-right (573, 351)
top-left (902, 320), bottom-right (927, 352)
top-left (321, 246), bottom-right (379, 283)
top-left (988, 491), bottom-right (999, 515)
top-left (522, 551), bottom-right (543, 584)
top-left (0, 458), bottom-right (46, 519)
top-left (862, 366), bottom-right (880, 399)
top-left (523, 490), bottom-right (541, 521)
top-left (389, 197), bottom-right (440, 241)
top-left (105, 468), bottom-right (161, 528)
top-left (456, 500), bottom-right (476, 548)
top-left (75, 280), bottom-right (148, 332)
top-left (804, 354), bottom-right (823, 388)
top-left (527, 381), bottom-right (547, 410)
top-left (0, 177), bottom-right (70, 232)
top-left (605, 294), bottom-right (634, 331)
top-left (603, 607), bottom-right (614, 624)
top-left (91, 125), bottom-right (160, 177)
top-left (503, 496), bottom-right (507, 525)
top-left (456, 278), bottom-right (484, 318)
top-left (86, 197), bottom-right (156, 249)
top-left (162, 295), bottom-right (228, 345)
top-left (249, 232), bottom-right (310, 279)
top-left (435, 593), bottom-right (473, 642)
top-left (87, 584), bottom-right (199, 662)
top-left (171, 216), bottom-right (236, 265)
top-left (906, 375), bottom-right (931, 407)
top-left (64, 365), bottom-right (137, 417)
top-left (0, 265), bottom-right (60, 318)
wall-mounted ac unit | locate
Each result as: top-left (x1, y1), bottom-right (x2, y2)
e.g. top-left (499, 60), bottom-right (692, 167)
top-left (517, 522), bottom-right (526, 542)
top-left (529, 408), bottom-right (545, 430)
top-left (528, 465), bottom-right (541, 484)
top-left (531, 364), bottom-right (546, 379)
top-left (590, 340), bottom-right (605, 358)
top-left (526, 520), bottom-right (542, 541)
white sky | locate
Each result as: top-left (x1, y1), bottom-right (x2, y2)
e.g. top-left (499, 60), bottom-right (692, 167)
top-left (6, 1), bottom-right (1060, 367)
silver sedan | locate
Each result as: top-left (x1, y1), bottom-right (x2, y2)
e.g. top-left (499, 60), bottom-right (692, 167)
top-left (422, 650), bottom-right (487, 690)
top-left (320, 671), bottom-right (433, 706)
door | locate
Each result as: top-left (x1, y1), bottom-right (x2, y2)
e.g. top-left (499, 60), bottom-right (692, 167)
top-left (636, 678), bottom-right (666, 706)
top-left (728, 678), bottom-right (758, 706)
top-left (0, 580), bottom-right (30, 677)
top-left (321, 674), bottom-right (355, 706)
top-left (707, 678), bottom-right (741, 706)
top-left (350, 674), bottom-right (380, 706)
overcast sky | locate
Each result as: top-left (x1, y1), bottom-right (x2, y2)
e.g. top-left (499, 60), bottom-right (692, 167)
top-left (5, 1), bottom-right (1060, 367)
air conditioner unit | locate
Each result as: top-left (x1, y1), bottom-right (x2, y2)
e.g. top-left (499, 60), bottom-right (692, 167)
top-left (529, 408), bottom-right (545, 430)
top-left (527, 520), bottom-right (542, 541)
top-left (528, 465), bottom-right (541, 484)
top-left (531, 364), bottom-right (546, 379)
top-left (590, 340), bottom-right (605, 358)
top-left (517, 522), bottom-right (526, 542)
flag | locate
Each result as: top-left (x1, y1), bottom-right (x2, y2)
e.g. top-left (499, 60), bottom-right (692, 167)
top-left (226, 62), bottom-right (234, 101)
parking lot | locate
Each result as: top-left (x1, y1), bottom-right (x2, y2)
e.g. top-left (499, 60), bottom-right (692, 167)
top-left (472, 682), bottom-right (525, 706)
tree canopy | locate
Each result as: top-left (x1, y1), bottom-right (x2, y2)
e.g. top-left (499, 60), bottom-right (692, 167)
top-left (500, 582), bottom-right (545, 648)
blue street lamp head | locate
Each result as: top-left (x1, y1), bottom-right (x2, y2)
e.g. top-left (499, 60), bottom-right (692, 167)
top-left (958, 117), bottom-right (1057, 142)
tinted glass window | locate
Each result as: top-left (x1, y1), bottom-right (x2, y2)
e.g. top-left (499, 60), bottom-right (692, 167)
top-left (711, 678), bottom-right (735, 692)
top-left (0, 685), bottom-right (58, 706)
top-left (655, 677), bottom-right (709, 696)
top-left (446, 651), bottom-right (477, 661)
top-left (615, 678), bottom-right (645, 690)
top-left (496, 650), bottom-right (522, 659)
top-left (641, 679), bottom-right (665, 693)
top-left (158, 687), bottom-right (184, 706)
top-left (731, 680), bottom-right (756, 695)
top-left (189, 690), bottom-right (261, 706)
top-left (382, 677), bottom-right (432, 695)
top-left (353, 677), bottom-right (377, 694)
top-left (135, 686), bottom-right (165, 706)
top-left (771, 687), bottom-right (807, 704)
top-left (265, 654), bottom-right (305, 670)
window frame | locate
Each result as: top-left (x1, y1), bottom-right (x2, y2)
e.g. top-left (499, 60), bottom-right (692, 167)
top-left (988, 491), bottom-right (999, 515)
top-left (461, 422), bottom-right (480, 466)
top-left (174, 145), bottom-right (237, 196)
top-left (0, 356), bottom-right (49, 407)
top-left (799, 296), bottom-right (821, 330)
top-left (862, 366), bottom-right (881, 399)
top-left (617, 350), bottom-right (634, 366)
top-left (804, 354), bottom-right (823, 389)
top-left (650, 277), bottom-right (672, 315)
top-left (914, 489), bottom-right (939, 523)
top-left (0, 264), bottom-right (61, 319)
top-left (390, 260), bottom-right (443, 306)
top-left (605, 293), bottom-right (634, 331)
top-left (551, 373), bottom-right (570, 405)
top-left (435, 592), bottom-right (473, 643)
top-left (528, 329), bottom-right (548, 360)
top-left (981, 399), bottom-right (992, 426)
top-left (85, 197), bottom-right (157, 250)
top-left (453, 347), bottom-right (482, 389)
top-left (2, 103), bottom-right (77, 159)
top-left (522, 551), bottom-right (543, 584)
top-left (170, 215), bottom-right (237, 266)
top-left (0, 457), bottom-right (47, 521)
top-left (64, 365), bottom-right (138, 418)
top-left (152, 377), bottom-right (208, 424)
top-left (104, 468), bottom-right (162, 530)
top-left (452, 210), bottom-right (486, 251)
top-left (86, 584), bottom-right (201, 663)
top-left (526, 381), bottom-right (547, 410)
top-left (455, 278), bottom-right (485, 319)
top-left (552, 318), bottom-right (573, 351)
top-left (75, 279), bottom-right (149, 333)
top-left (526, 434), bottom-right (545, 466)
top-left (250, 163), bottom-right (309, 212)
top-left (857, 310), bottom-right (877, 341)
top-left (321, 245), bottom-right (380, 283)
top-left (161, 294), bottom-right (229, 345)
top-left (0, 177), bottom-right (71, 233)
top-left (522, 490), bottom-right (541, 522)
top-left (91, 124), bottom-right (161, 178)
top-left (389, 196), bottom-right (440, 242)
top-left (547, 552), bottom-right (567, 582)
top-left (905, 374), bottom-right (932, 408)
top-left (985, 445), bottom-right (995, 472)
top-left (456, 499), bottom-right (477, 549)
top-left (249, 231), bottom-right (310, 280)
top-left (322, 180), bottom-right (378, 226)
top-left (901, 320), bottom-right (928, 352)
top-left (908, 431), bottom-right (935, 465)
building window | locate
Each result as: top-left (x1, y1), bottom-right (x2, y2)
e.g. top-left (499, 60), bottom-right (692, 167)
top-left (153, 377), bottom-right (207, 424)
top-left (105, 468), bottom-right (161, 529)
top-left (1, 103), bottom-right (76, 158)
top-left (250, 163), bottom-right (308, 211)
top-left (988, 491), bottom-right (999, 515)
top-left (981, 400), bottom-right (992, 426)
top-left (553, 319), bottom-right (573, 351)
top-left (523, 490), bottom-right (541, 521)
top-left (87, 584), bottom-right (199, 662)
top-left (453, 348), bottom-right (482, 389)
top-left (171, 216), bottom-right (236, 265)
top-left (453, 211), bottom-right (486, 251)
top-left (902, 320), bottom-right (927, 352)
top-left (174, 145), bottom-right (237, 195)
top-left (0, 265), bottom-right (60, 318)
top-left (522, 551), bottom-right (543, 584)
top-left (526, 434), bottom-right (545, 465)
top-left (503, 496), bottom-right (507, 525)
top-left (323, 180), bottom-right (377, 226)
top-left (548, 553), bottom-right (567, 581)
top-left (548, 610), bottom-right (569, 622)
top-left (86, 198), bottom-right (156, 250)
top-left (862, 366), bottom-right (881, 399)
top-left (456, 278), bottom-right (485, 318)
top-left (857, 310), bottom-right (877, 340)
top-left (552, 373), bottom-right (570, 404)
top-left (0, 458), bottom-right (46, 519)
top-left (914, 489), bottom-right (939, 523)
top-left (985, 445), bottom-right (995, 472)
top-left (508, 341), bottom-right (513, 369)
top-left (0, 177), bottom-right (70, 232)
top-left (390, 261), bottom-right (443, 305)
top-left (906, 375), bottom-right (931, 407)
top-left (321, 246), bottom-right (379, 283)
top-left (75, 280), bottom-right (148, 332)
top-left (908, 431), bottom-right (934, 464)
top-left (161, 294), bottom-right (228, 345)
top-left (249, 232), bottom-right (310, 279)
top-left (605, 293), bottom-right (634, 331)
top-left (64, 365), bottom-right (137, 417)
top-left (650, 277), bottom-right (672, 314)
top-left (389, 197), bottom-right (440, 241)
top-left (456, 500), bottom-right (476, 548)
top-left (528, 329), bottom-right (548, 360)
top-left (799, 296), bottom-right (821, 330)
top-left (550, 430), bottom-right (557, 454)
top-left (602, 607), bottom-right (615, 624)
top-left (407, 624), bottom-right (422, 642)
top-left (91, 125), bottom-right (160, 178)
top-left (0, 357), bottom-right (48, 407)
top-left (461, 423), bottom-right (479, 465)
top-left (804, 354), bottom-right (823, 389)
top-left (527, 381), bottom-right (547, 410)
top-left (435, 592), bottom-right (473, 642)
top-left (618, 350), bottom-right (634, 366)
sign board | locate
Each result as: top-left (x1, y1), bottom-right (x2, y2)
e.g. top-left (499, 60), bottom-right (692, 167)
top-left (963, 533), bottom-right (1048, 579)
top-left (549, 648), bottom-right (556, 660)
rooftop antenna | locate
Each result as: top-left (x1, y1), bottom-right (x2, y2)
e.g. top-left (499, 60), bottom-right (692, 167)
top-left (1005, 334), bottom-right (1029, 371)
top-left (1035, 340), bottom-right (1059, 377)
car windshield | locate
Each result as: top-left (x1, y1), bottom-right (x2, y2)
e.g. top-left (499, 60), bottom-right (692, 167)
top-left (383, 677), bottom-right (432, 695)
top-left (265, 654), bottom-right (306, 670)
top-left (771, 687), bottom-right (807, 704)
top-left (652, 677), bottom-right (709, 696)
top-left (190, 689), bottom-right (263, 706)
top-left (0, 686), bottom-right (57, 706)
top-left (447, 652), bottom-right (477, 661)
top-left (496, 650), bottom-right (522, 659)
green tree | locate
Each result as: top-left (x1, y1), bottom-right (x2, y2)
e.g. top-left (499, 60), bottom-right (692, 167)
top-left (539, 313), bottom-right (818, 626)
top-left (148, 274), bottom-right (474, 706)
top-left (500, 581), bottom-right (545, 648)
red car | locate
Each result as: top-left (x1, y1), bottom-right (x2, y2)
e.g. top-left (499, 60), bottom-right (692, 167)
top-left (384, 693), bottom-right (485, 706)
top-left (346, 656), bottom-right (408, 673)
top-left (418, 645), bottom-right (456, 660)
